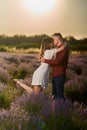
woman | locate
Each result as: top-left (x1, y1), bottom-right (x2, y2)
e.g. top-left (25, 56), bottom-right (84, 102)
top-left (14, 37), bottom-right (67, 94)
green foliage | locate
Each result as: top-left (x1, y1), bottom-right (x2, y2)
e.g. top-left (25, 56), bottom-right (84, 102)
top-left (65, 87), bottom-right (87, 105)
top-left (0, 35), bottom-right (87, 52)
top-left (66, 36), bottom-right (87, 51)
top-left (13, 69), bottom-right (28, 79)
top-left (0, 85), bottom-right (24, 109)
top-left (0, 90), bottom-right (12, 109)
top-left (82, 119), bottom-right (87, 130)
top-left (65, 76), bottom-right (71, 82)
top-left (0, 117), bottom-right (86, 130)
top-left (43, 115), bottom-right (80, 130)
top-left (0, 34), bottom-right (48, 48)
top-left (65, 88), bottom-right (81, 102)
top-left (72, 118), bottom-right (87, 130)
top-left (0, 76), bottom-right (7, 83)
top-left (72, 66), bottom-right (82, 75)
top-left (0, 46), bottom-right (7, 52)
top-left (16, 42), bottom-right (40, 49)
top-left (0, 120), bottom-right (22, 130)
top-left (70, 43), bottom-right (87, 51)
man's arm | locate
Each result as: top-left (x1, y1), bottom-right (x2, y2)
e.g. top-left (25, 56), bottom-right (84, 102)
top-left (44, 49), bottom-right (68, 66)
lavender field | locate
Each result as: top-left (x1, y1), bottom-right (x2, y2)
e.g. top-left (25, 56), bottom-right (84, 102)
top-left (0, 52), bottom-right (87, 130)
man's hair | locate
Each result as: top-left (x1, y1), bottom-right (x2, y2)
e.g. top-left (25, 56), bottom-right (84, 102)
top-left (52, 33), bottom-right (62, 38)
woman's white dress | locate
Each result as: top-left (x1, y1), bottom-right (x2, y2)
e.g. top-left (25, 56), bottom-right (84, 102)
top-left (31, 49), bottom-right (57, 88)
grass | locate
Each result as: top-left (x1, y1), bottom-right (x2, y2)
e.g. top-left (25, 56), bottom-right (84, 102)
top-left (0, 82), bottom-right (24, 109)
top-left (0, 90), bottom-right (12, 109)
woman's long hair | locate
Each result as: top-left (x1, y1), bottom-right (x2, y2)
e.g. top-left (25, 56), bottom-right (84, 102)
top-left (39, 37), bottom-right (54, 59)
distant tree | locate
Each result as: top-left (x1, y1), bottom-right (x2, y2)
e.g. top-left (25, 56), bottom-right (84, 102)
top-left (0, 34), bottom-right (48, 46)
top-left (0, 34), bottom-right (87, 51)
top-left (65, 36), bottom-right (77, 44)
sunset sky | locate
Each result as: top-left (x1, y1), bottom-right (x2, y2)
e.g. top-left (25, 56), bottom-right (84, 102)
top-left (0, 0), bottom-right (87, 38)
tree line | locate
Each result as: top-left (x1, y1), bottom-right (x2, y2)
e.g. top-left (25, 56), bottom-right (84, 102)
top-left (0, 34), bottom-right (87, 51)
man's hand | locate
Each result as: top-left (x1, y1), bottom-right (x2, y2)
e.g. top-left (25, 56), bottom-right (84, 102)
top-left (41, 57), bottom-right (45, 62)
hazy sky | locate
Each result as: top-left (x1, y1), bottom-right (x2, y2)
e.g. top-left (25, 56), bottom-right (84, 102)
top-left (0, 0), bottom-right (87, 38)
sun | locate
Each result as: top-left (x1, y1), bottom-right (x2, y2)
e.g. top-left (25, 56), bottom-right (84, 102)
top-left (23, 0), bottom-right (56, 14)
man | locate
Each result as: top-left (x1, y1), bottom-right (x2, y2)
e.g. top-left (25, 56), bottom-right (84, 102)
top-left (41, 33), bottom-right (69, 100)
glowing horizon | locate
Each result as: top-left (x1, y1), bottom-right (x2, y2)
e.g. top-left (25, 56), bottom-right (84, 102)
top-left (0, 0), bottom-right (87, 39)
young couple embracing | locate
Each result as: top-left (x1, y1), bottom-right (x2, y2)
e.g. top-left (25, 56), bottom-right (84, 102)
top-left (14, 33), bottom-right (69, 101)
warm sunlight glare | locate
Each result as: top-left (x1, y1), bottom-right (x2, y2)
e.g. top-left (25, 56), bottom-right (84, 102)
top-left (23, 0), bottom-right (56, 14)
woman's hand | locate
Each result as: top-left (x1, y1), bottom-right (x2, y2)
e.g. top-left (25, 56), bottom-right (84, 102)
top-left (41, 57), bottom-right (45, 62)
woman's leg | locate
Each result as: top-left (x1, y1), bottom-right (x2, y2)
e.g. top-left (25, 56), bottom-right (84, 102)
top-left (33, 85), bottom-right (42, 94)
top-left (14, 79), bottom-right (33, 94)
top-left (14, 79), bottom-right (42, 94)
